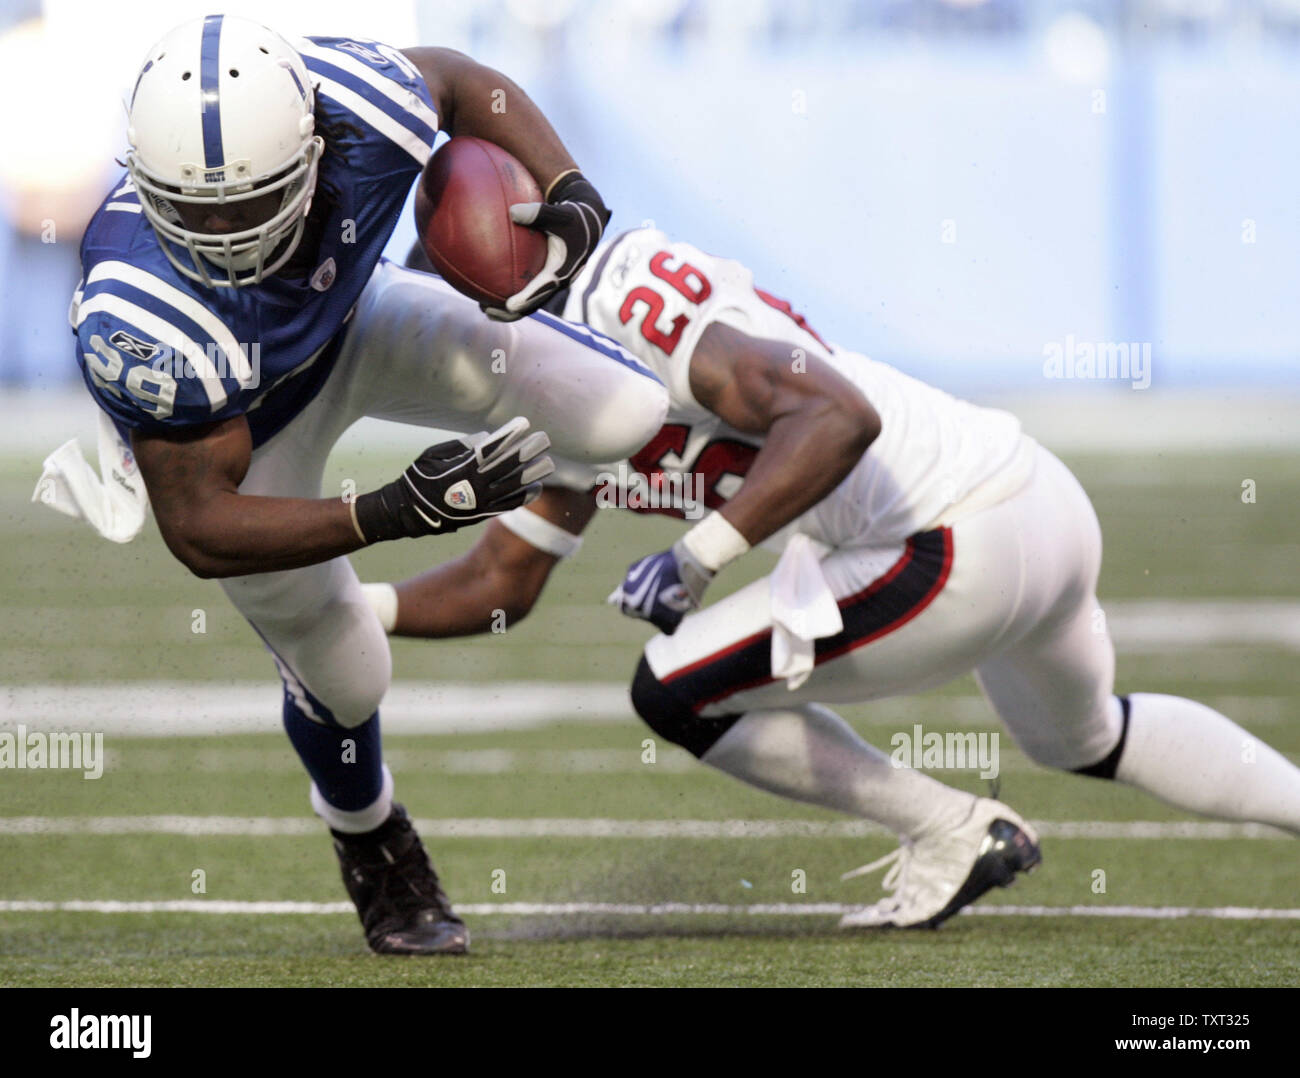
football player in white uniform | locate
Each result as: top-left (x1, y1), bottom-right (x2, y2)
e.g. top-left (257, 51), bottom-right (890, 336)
top-left (42, 18), bottom-right (669, 956)
top-left (379, 227), bottom-right (1300, 928)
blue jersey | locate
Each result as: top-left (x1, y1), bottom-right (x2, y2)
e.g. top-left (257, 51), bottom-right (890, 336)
top-left (72, 36), bottom-right (439, 447)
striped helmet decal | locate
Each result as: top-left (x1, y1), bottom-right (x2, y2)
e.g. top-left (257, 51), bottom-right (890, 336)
top-left (284, 61), bottom-right (306, 100)
top-left (130, 59), bottom-right (153, 107)
top-left (199, 14), bottom-right (224, 169)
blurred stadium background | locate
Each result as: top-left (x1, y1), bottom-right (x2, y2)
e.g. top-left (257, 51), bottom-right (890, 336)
top-left (2, 1), bottom-right (1298, 987)
top-left (4, 0), bottom-right (1300, 397)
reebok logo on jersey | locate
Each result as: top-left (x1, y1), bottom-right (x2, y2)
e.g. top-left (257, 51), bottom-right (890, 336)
top-left (336, 40), bottom-right (385, 65)
top-left (444, 480), bottom-right (475, 510)
top-left (608, 246), bottom-right (642, 289)
top-left (108, 330), bottom-right (159, 362)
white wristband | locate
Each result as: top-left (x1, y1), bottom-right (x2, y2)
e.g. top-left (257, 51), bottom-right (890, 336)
top-left (497, 506), bottom-right (584, 559)
top-left (361, 582), bottom-right (398, 634)
top-left (679, 511), bottom-right (751, 573)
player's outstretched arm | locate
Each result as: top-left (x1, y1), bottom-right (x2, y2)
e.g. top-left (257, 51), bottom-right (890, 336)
top-left (134, 415), bottom-right (553, 579)
top-left (403, 46), bottom-right (609, 318)
top-left (610, 323), bottom-right (880, 634)
top-left (380, 487), bottom-right (596, 638)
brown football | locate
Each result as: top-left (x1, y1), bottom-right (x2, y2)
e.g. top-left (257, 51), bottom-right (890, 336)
top-left (413, 136), bottom-right (548, 306)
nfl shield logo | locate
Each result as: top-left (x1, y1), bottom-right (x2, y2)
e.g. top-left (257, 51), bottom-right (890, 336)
top-left (444, 480), bottom-right (476, 510)
top-left (310, 258), bottom-right (337, 292)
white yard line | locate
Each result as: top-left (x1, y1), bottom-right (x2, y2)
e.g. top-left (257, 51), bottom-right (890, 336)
top-left (1106, 600), bottom-right (1300, 652)
top-left (0, 899), bottom-right (1295, 920)
top-left (0, 816), bottom-right (1289, 839)
top-left (99, 747), bottom-right (702, 774)
top-left (0, 682), bottom-right (633, 735)
top-left (11, 389), bottom-right (1300, 455)
top-left (3, 592), bottom-right (1299, 740)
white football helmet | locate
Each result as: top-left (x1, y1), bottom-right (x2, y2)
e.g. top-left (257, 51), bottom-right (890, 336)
top-left (125, 15), bottom-right (323, 288)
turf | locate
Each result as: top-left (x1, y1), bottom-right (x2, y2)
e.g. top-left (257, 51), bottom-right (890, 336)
top-left (1, 446), bottom-right (1298, 986)
top-left (2, 917), bottom-right (1294, 988)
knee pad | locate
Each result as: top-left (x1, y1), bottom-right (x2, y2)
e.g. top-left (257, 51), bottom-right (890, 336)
top-left (629, 655), bottom-right (743, 758)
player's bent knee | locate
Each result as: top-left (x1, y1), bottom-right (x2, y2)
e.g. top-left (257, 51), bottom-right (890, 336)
top-left (281, 599), bottom-right (393, 729)
top-left (1071, 695), bottom-right (1131, 780)
top-left (329, 677), bottom-right (388, 728)
top-left (1012, 695), bottom-right (1128, 773)
top-left (285, 659), bottom-right (389, 730)
top-left (330, 645), bottom-right (392, 730)
top-left (629, 655), bottom-right (743, 759)
top-left (569, 374), bottom-right (669, 464)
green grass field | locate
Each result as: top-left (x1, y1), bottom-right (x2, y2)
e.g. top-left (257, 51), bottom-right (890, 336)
top-left (2, 443), bottom-right (1298, 987)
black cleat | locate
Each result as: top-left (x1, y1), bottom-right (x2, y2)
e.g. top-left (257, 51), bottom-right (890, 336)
top-left (331, 803), bottom-right (469, 955)
top-left (839, 797), bottom-right (1041, 929)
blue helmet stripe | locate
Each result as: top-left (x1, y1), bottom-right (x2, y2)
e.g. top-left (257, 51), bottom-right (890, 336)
top-left (130, 59), bottom-right (153, 108)
top-left (199, 14), bottom-right (225, 169)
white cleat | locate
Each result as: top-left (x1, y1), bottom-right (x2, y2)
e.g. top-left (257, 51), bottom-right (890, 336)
top-left (838, 797), bottom-right (1041, 930)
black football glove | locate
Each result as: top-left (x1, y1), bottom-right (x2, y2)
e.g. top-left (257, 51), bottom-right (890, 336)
top-left (353, 417), bottom-right (553, 541)
top-left (481, 170), bottom-right (610, 321)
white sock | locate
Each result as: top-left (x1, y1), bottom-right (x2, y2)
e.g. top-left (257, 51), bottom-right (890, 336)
top-left (700, 704), bottom-right (976, 839)
top-left (1115, 693), bottom-right (1300, 835)
top-left (310, 765), bottom-right (395, 834)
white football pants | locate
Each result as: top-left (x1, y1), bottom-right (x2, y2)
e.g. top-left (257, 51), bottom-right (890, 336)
top-left (644, 442), bottom-right (1121, 770)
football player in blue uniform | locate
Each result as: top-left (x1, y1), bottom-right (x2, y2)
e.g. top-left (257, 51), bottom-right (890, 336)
top-left (68, 15), bottom-right (668, 955)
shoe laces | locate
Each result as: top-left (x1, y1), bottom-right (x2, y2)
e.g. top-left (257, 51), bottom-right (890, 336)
top-left (841, 839), bottom-right (914, 896)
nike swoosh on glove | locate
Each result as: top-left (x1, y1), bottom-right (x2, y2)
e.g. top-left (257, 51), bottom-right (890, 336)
top-left (481, 171), bottom-right (610, 322)
top-left (606, 541), bottom-right (713, 635)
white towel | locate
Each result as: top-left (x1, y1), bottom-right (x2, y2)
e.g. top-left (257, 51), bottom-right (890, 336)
top-left (31, 411), bottom-right (148, 544)
top-left (769, 533), bottom-right (842, 690)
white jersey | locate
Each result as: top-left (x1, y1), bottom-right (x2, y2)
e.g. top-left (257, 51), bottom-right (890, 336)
top-left (559, 227), bottom-right (1030, 549)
